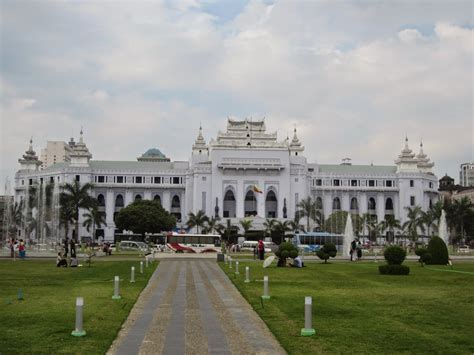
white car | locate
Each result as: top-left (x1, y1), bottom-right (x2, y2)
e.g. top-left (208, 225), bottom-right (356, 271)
top-left (119, 241), bottom-right (150, 253)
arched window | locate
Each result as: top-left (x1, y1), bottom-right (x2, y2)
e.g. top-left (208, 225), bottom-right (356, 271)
top-left (265, 190), bottom-right (278, 218)
top-left (97, 194), bottom-right (105, 207)
top-left (154, 194), bottom-right (161, 204)
top-left (385, 198), bottom-right (393, 210)
top-left (135, 194), bottom-right (142, 201)
top-left (350, 197), bottom-right (358, 210)
top-left (315, 197), bottom-right (323, 210)
top-left (223, 189), bottom-right (236, 218)
top-left (244, 190), bottom-right (257, 216)
top-left (115, 194), bottom-right (124, 208)
top-left (368, 197), bottom-right (376, 210)
top-left (171, 195), bottom-right (180, 208)
top-left (429, 199), bottom-right (433, 208)
top-left (332, 197), bottom-right (341, 210)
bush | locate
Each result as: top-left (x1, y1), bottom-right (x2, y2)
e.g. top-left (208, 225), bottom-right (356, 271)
top-left (415, 247), bottom-right (428, 265)
top-left (316, 243), bottom-right (337, 263)
top-left (384, 245), bottom-right (406, 265)
top-left (426, 236), bottom-right (449, 265)
top-left (420, 252), bottom-right (432, 264)
top-left (275, 242), bottom-right (298, 267)
top-left (379, 264), bottom-right (410, 275)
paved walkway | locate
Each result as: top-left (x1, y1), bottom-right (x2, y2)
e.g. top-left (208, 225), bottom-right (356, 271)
top-left (108, 260), bottom-right (286, 355)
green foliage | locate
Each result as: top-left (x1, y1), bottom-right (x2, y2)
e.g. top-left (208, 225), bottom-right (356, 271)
top-left (378, 264), bottom-right (410, 275)
top-left (414, 247), bottom-right (429, 265)
top-left (420, 252), bottom-right (432, 264)
top-left (383, 245), bottom-right (406, 265)
top-left (275, 242), bottom-right (298, 266)
top-left (426, 236), bottom-right (449, 265)
top-left (115, 200), bottom-right (175, 236)
top-left (325, 211), bottom-right (362, 235)
top-left (316, 243), bottom-right (337, 263)
top-left (187, 210), bottom-right (208, 233)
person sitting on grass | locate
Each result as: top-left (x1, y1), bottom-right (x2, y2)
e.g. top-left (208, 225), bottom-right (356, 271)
top-left (56, 252), bottom-right (67, 267)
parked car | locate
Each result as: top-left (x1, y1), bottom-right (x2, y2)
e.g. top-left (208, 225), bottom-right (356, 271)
top-left (457, 245), bottom-right (470, 253)
top-left (119, 241), bottom-right (150, 253)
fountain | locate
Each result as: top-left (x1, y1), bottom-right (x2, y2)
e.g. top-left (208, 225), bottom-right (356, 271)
top-left (438, 209), bottom-right (449, 248)
top-left (343, 213), bottom-right (353, 258)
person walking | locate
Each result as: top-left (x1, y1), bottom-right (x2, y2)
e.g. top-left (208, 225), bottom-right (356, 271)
top-left (257, 240), bottom-right (265, 260)
top-left (64, 238), bottom-right (69, 258)
top-left (10, 238), bottom-right (15, 259)
top-left (350, 239), bottom-right (357, 262)
top-left (18, 239), bottom-right (26, 259)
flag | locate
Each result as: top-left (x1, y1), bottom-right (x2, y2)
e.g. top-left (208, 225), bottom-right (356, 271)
top-left (253, 185), bottom-right (263, 194)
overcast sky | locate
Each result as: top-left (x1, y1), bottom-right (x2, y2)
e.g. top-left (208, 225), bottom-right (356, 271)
top-left (1, 0), bottom-right (473, 194)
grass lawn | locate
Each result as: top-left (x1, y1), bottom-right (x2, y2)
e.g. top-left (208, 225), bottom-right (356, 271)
top-left (0, 257), bottom-right (156, 354)
top-left (221, 260), bottom-right (474, 354)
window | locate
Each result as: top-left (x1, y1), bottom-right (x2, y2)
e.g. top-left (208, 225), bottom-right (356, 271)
top-left (97, 194), bottom-right (105, 207)
top-left (410, 196), bottom-right (415, 206)
top-left (295, 177), bottom-right (299, 182)
top-left (40, 178), bottom-right (43, 184)
top-left (115, 194), bottom-right (124, 208)
top-left (316, 197), bottom-right (323, 209)
top-left (350, 198), bottom-right (358, 210)
top-left (202, 176), bottom-right (206, 181)
top-left (135, 176), bottom-right (142, 183)
top-left (368, 197), bottom-right (376, 210)
top-left (351, 180), bottom-right (358, 187)
top-left (21, 180), bottom-right (24, 186)
top-left (333, 179), bottom-right (340, 186)
top-left (429, 182), bottom-right (433, 189)
top-left (386, 180), bottom-right (392, 187)
top-left (410, 180), bottom-right (414, 187)
top-left (50, 177), bottom-right (54, 183)
top-left (315, 179), bottom-right (322, 186)
top-left (385, 198), bottom-right (393, 210)
top-left (116, 176), bottom-right (124, 183)
top-left (29, 179), bottom-right (33, 186)
top-left (75, 175), bottom-right (80, 182)
top-left (98, 176), bottom-right (105, 183)
top-left (135, 194), bottom-right (142, 201)
top-left (202, 192), bottom-right (206, 211)
top-left (332, 197), bottom-right (341, 210)
top-left (173, 177), bottom-right (180, 184)
top-left (368, 180), bottom-right (375, 187)
top-left (154, 177), bottom-right (161, 184)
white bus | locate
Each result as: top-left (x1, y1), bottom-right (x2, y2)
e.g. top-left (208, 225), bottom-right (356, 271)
top-left (293, 232), bottom-right (343, 253)
top-left (166, 233), bottom-right (221, 253)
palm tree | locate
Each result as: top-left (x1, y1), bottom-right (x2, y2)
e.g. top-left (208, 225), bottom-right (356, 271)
top-left (82, 204), bottom-right (106, 241)
top-left (421, 210), bottom-right (437, 238)
top-left (239, 219), bottom-right (253, 237)
top-left (296, 197), bottom-right (316, 232)
top-left (8, 201), bottom-right (24, 239)
top-left (59, 198), bottom-right (75, 243)
top-left (384, 215), bottom-right (401, 243)
top-left (59, 180), bottom-right (95, 242)
top-left (216, 219), bottom-right (239, 244)
top-left (402, 206), bottom-right (425, 245)
top-left (203, 216), bottom-right (220, 234)
top-left (429, 200), bottom-right (444, 227)
top-left (273, 220), bottom-right (291, 244)
top-left (187, 210), bottom-right (208, 234)
top-left (263, 218), bottom-right (277, 240)
top-left (451, 197), bottom-right (472, 245)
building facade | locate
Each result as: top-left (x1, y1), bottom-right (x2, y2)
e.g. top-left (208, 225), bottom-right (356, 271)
top-left (14, 119), bottom-right (439, 242)
top-left (40, 140), bottom-right (73, 170)
top-left (459, 162), bottom-right (474, 187)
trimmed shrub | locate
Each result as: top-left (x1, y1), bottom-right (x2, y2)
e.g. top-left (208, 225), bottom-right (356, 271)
top-left (415, 247), bottom-right (428, 265)
top-left (316, 243), bottom-right (337, 263)
top-left (275, 242), bottom-right (298, 267)
top-left (420, 252), bottom-right (432, 264)
top-left (426, 236), bottom-right (449, 265)
top-left (379, 264), bottom-right (410, 275)
top-left (383, 245), bottom-right (406, 265)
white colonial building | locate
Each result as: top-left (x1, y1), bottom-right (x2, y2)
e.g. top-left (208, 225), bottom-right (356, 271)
top-left (14, 118), bottom-right (439, 241)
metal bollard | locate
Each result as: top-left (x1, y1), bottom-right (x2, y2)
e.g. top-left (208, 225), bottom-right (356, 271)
top-left (245, 266), bottom-right (250, 283)
top-left (112, 276), bottom-right (121, 300)
top-left (71, 297), bottom-right (86, 337)
top-left (300, 296), bottom-right (316, 336)
top-left (140, 261), bottom-right (144, 274)
top-left (229, 257), bottom-right (233, 269)
top-left (130, 266), bottom-right (135, 283)
top-left (262, 276), bottom-right (270, 300)
top-left (235, 261), bottom-right (240, 274)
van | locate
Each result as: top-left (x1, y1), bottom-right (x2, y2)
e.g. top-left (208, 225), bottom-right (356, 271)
top-left (239, 241), bottom-right (274, 253)
top-left (119, 241), bottom-right (150, 253)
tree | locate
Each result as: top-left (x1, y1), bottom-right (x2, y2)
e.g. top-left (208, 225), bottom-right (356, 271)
top-left (275, 242), bottom-right (298, 267)
top-left (325, 211), bottom-right (348, 234)
top-left (296, 197), bottom-right (316, 232)
top-left (115, 200), bottom-right (176, 238)
top-left (273, 220), bottom-right (291, 244)
top-left (82, 203), bottom-right (106, 240)
top-left (59, 180), bottom-right (95, 242)
top-left (402, 206), bottom-right (425, 244)
top-left (239, 219), bottom-right (253, 237)
top-left (263, 218), bottom-right (277, 240)
top-left (384, 215), bottom-right (401, 243)
top-left (203, 216), bottom-right (220, 234)
top-left (316, 243), bottom-right (337, 263)
top-left (187, 210), bottom-right (208, 234)
top-left (216, 219), bottom-right (239, 243)
top-left (59, 197), bottom-right (75, 242)
top-left (451, 197), bottom-right (472, 245)
top-left (421, 210), bottom-right (437, 237)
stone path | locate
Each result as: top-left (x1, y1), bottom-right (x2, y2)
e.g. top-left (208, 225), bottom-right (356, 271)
top-left (108, 260), bottom-right (286, 355)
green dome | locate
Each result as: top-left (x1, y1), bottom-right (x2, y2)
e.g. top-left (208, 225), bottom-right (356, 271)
top-left (142, 148), bottom-right (166, 158)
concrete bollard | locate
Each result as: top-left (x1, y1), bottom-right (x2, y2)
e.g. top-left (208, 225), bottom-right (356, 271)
top-left (112, 276), bottom-right (121, 300)
top-left (130, 266), bottom-right (135, 283)
top-left (224, 255), bottom-right (228, 265)
top-left (17, 288), bottom-right (24, 300)
top-left (145, 257), bottom-right (149, 268)
top-left (71, 297), bottom-right (86, 337)
top-left (229, 257), bottom-right (233, 269)
top-left (300, 296), bottom-right (316, 336)
top-left (235, 261), bottom-right (240, 274)
top-left (262, 276), bottom-right (270, 300)
top-left (245, 266), bottom-right (250, 283)
top-left (140, 261), bottom-right (144, 274)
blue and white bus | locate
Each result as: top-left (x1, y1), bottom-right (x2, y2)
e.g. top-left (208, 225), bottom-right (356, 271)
top-left (292, 232), bottom-right (344, 253)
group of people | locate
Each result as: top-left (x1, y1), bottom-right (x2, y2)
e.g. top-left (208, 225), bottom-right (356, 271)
top-left (350, 239), bottom-right (363, 261)
top-left (57, 238), bottom-right (78, 267)
top-left (9, 238), bottom-right (26, 260)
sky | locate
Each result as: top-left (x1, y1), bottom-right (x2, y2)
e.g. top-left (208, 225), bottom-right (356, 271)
top-left (1, 0), bottom-right (473, 194)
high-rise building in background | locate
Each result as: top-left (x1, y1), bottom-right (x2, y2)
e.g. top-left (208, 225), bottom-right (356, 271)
top-left (40, 141), bottom-right (73, 170)
top-left (459, 162), bottom-right (474, 187)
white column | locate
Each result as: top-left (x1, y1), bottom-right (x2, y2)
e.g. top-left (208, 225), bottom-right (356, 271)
top-left (393, 194), bottom-right (400, 221)
top-left (341, 193), bottom-right (350, 212)
top-left (257, 182), bottom-right (265, 218)
top-left (236, 180), bottom-right (244, 218)
top-left (323, 192), bottom-right (332, 218)
top-left (377, 193), bottom-right (385, 222)
top-left (125, 190), bottom-right (133, 206)
top-left (359, 192), bottom-right (368, 215)
top-left (163, 190), bottom-right (171, 212)
top-left (144, 190), bottom-right (152, 200)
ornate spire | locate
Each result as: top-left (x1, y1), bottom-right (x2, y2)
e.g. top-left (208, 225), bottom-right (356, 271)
top-left (416, 139), bottom-right (434, 171)
top-left (70, 128), bottom-right (92, 165)
top-left (398, 136), bottom-right (416, 159)
top-left (290, 126), bottom-right (301, 147)
top-left (19, 137), bottom-right (42, 169)
top-left (194, 124), bottom-right (206, 146)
